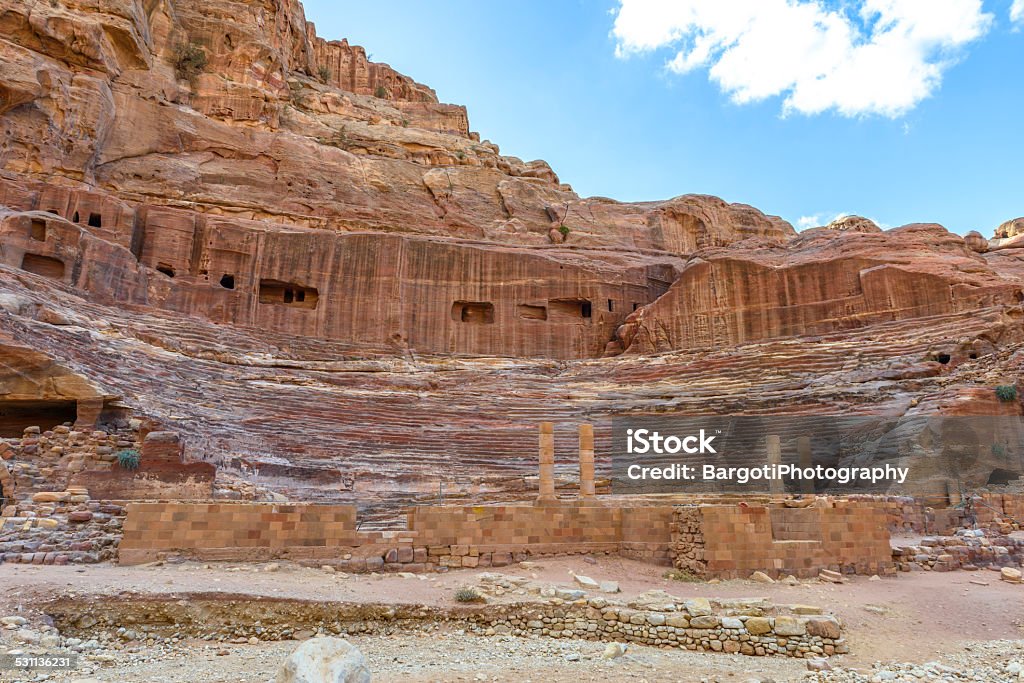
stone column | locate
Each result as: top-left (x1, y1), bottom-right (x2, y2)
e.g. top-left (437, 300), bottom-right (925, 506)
top-left (797, 435), bottom-right (814, 495)
top-left (766, 435), bottom-right (784, 495)
top-left (74, 397), bottom-right (104, 429)
top-left (538, 422), bottom-right (556, 503)
top-left (579, 423), bottom-right (595, 499)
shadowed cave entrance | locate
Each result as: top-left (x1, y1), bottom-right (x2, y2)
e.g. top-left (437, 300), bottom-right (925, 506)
top-left (987, 468), bottom-right (1021, 486)
top-left (0, 400), bottom-right (78, 438)
top-left (259, 280), bottom-right (319, 309)
top-left (20, 253), bottom-right (65, 279)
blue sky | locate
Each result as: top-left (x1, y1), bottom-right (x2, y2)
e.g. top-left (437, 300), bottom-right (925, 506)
top-left (302, 1), bottom-right (1023, 235)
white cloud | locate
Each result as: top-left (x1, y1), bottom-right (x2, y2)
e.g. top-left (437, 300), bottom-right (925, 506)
top-left (1012, 0), bottom-right (1024, 25)
top-left (611, 0), bottom-right (993, 117)
top-left (797, 215), bottom-right (821, 229)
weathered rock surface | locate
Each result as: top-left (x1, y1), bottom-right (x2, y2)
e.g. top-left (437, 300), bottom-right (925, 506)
top-left (275, 637), bottom-right (371, 683)
top-left (615, 225), bottom-right (1024, 354)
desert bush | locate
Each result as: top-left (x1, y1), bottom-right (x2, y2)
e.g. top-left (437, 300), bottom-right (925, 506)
top-left (174, 43), bottom-right (208, 83)
top-left (996, 385), bottom-right (1018, 402)
top-left (117, 449), bottom-right (141, 471)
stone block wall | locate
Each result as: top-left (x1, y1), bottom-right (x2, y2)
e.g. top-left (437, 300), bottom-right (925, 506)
top-left (119, 502), bottom-right (360, 564)
top-left (671, 502), bottom-right (894, 579)
top-left (119, 498), bottom-right (895, 579)
top-left (119, 501), bottom-right (675, 567)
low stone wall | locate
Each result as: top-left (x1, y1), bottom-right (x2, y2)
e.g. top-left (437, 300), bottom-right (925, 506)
top-left (0, 495), bottom-right (125, 564)
top-left (464, 597), bottom-right (846, 659)
top-left (871, 492), bottom-right (1024, 536)
top-left (45, 592), bottom-right (846, 660)
top-left (118, 501), bottom-right (674, 568)
top-left (118, 502), bottom-right (360, 564)
top-left (120, 498), bottom-right (894, 579)
top-left (5, 425), bottom-right (140, 497)
top-left (892, 528), bottom-right (1024, 572)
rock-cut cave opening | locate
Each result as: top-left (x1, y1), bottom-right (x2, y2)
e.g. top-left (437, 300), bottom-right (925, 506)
top-left (29, 218), bottom-right (46, 241)
top-left (0, 400), bottom-right (78, 438)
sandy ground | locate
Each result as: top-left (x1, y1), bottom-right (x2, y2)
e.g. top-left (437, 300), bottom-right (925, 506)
top-left (1, 557), bottom-right (1022, 682)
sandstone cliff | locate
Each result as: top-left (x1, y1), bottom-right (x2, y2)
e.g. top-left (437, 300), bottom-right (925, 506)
top-left (2, 0), bottom-right (1023, 515)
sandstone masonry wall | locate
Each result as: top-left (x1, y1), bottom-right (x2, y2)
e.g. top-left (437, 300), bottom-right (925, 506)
top-left (118, 501), bottom-right (675, 568)
top-left (118, 499), bottom-right (897, 580)
top-left (672, 502), bottom-right (894, 579)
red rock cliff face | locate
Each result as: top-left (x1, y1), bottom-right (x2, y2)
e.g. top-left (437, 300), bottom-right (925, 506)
top-left (617, 225), bottom-right (1024, 354)
top-left (2, 0), bottom-right (1024, 512)
top-left (0, 0), bottom-right (794, 359)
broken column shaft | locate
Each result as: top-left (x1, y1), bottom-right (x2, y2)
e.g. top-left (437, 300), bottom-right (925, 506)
top-left (579, 423), bottom-right (595, 499)
top-left (538, 422), bottom-right (556, 502)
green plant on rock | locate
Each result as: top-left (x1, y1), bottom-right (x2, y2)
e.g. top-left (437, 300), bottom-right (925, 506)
top-left (317, 66), bottom-right (331, 82)
top-left (173, 43), bottom-right (208, 84)
top-left (117, 448), bottom-right (140, 471)
top-left (558, 224), bottom-right (571, 237)
top-left (995, 385), bottom-right (1018, 402)
top-left (453, 587), bottom-right (482, 603)
top-left (374, 85), bottom-right (388, 99)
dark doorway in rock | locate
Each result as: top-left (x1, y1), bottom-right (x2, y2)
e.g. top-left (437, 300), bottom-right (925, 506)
top-left (88, 213), bottom-right (102, 228)
top-left (259, 280), bottom-right (319, 309)
top-left (20, 253), bottom-right (65, 279)
top-left (937, 353), bottom-right (951, 364)
top-left (156, 264), bottom-right (175, 278)
top-left (0, 400), bottom-right (78, 438)
top-left (220, 274), bottom-right (235, 290)
top-left (987, 468), bottom-right (1021, 486)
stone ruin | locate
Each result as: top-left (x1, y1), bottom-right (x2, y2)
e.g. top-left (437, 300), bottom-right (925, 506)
top-left (0, 0), bottom-right (1023, 668)
top-left (4, 419), bottom-right (1016, 590)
